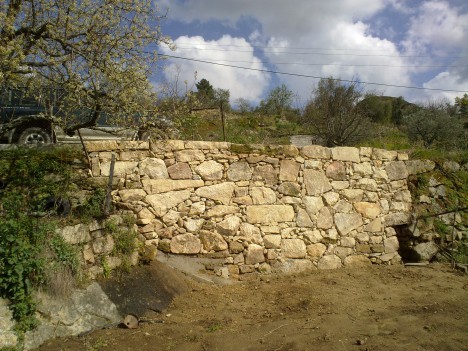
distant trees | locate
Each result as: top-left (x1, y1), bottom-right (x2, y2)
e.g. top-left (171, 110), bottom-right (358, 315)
top-left (195, 79), bottom-right (216, 107)
top-left (303, 78), bottom-right (371, 146)
top-left (234, 98), bottom-right (251, 114)
top-left (404, 103), bottom-right (465, 149)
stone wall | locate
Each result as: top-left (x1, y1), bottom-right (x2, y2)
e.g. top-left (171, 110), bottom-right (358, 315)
top-left (84, 140), bottom-right (433, 277)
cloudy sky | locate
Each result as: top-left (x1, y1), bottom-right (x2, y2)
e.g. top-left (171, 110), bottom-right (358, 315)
top-left (156, 0), bottom-right (468, 106)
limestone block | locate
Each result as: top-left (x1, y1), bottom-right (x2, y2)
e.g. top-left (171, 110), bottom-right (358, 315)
top-left (405, 159), bottom-right (435, 175)
top-left (353, 162), bottom-right (373, 176)
top-left (331, 181), bottom-right (350, 190)
top-left (353, 202), bottom-right (381, 218)
top-left (307, 243), bottom-right (327, 257)
top-left (317, 255), bottom-right (342, 269)
top-left (281, 196), bottom-right (302, 204)
top-left (317, 207), bottom-right (334, 229)
top-left (360, 147), bottom-right (373, 158)
top-left (185, 141), bottom-right (224, 149)
top-left (229, 241), bottom-right (244, 254)
top-left (344, 255), bottom-right (371, 267)
top-left (139, 158), bottom-right (169, 179)
top-left (283, 145), bottom-right (299, 156)
top-left (217, 215), bottom-right (242, 236)
top-left (334, 247), bottom-right (352, 260)
top-left (279, 160), bottom-right (300, 181)
top-left (227, 161), bottom-right (253, 181)
top-left (239, 223), bottom-right (263, 244)
top-left (413, 241), bottom-right (439, 261)
top-left (304, 196), bottom-right (325, 215)
top-left (385, 161), bottom-right (408, 181)
top-left (383, 212), bottom-right (411, 226)
top-left (264, 235), bottom-right (282, 249)
top-left (60, 224), bottom-right (91, 245)
top-left (174, 150), bottom-right (205, 162)
top-left (331, 147), bottom-right (360, 162)
top-left (301, 145), bottom-right (331, 159)
top-left (170, 234), bottom-right (201, 254)
top-left (92, 235), bottom-right (114, 254)
top-left (245, 244), bottom-right (265, 264)
top-left (100, 161), bottom-right (137, 177)
top-left (304, 169), bottom-right (332, 195)
top-left (303, 230), bottom-right (323, 244)
top-left (252, 164), bottom-right (277, 185)
top-left (138, 207), bottom-right (155, 220)
top-left (184, 218), bottom-right (205, 232)
top-left (119, 189), bottom-right (147, 202)
top-left (205, 205), bottom-right (239, 217)
top-left (189, 201), bottom-right (206, 216)
top-left (322, 191), bottom-right (340, 206)
top-left (364, 218), bottom-right (382, 232)
top-left (281, 239), bottom-right (307, 258)
top-left (334, 213), bottom-right (363, 235)
top-left (251, 187), bottom-right (277, 204)
top-left (393, 190), bottom-right (412, 202)
top-left (195, 182), bottom-right (236, 205)
top-left (390, 202), bottom-right (411, 212)
top-left (372, 148), bottom-right (397, 161)
top-left (84, 140), bottom-right (119, 152)
top-left (167, 162), bottom-right (192, 179)
top-left (334, 200), bottom-right (354, 213)
top-left (304, 160), bottom-right (322, 169)
top-left (246, 205), bottom-right (295, 224)
top-left (356, 178), bottom-right (378, 191)
top-left (278, 182), bottom-right (301, 196)
top-left (233, 253), bottom-right (245, 264)
top-left (232, 196), bottom-right (253, 205)
top-left (384, 236), bottom-right (399, 254)
top-left (146, 190), bottom-right (191, 217)
top-left (326, 161), bottom-right (346, 180)
top-left (340, 237), bottom-right (356, 248)
top-left (142, 179), bottom-right (204, 194)
top-left (296, 209), bottom-right (313, 227)
top-left (195, 160), bottom-right (224, 180)
top-left (199, 231), bottom-right (228, 251)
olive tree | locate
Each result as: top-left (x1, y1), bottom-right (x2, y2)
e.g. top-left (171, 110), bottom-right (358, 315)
top-left (303, 78), bottom-right (371, 146)
top-left (0, 0), bottom-right (171, 133)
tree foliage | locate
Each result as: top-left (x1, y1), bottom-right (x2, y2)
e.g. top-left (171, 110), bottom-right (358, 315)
top-left (266, 84), bottom-right (294, 117)
top-left (0, 0), bottom-right (171, 132)
top-left (195, 78), bottom-right (216, 108)
top-left (303, 78), bottom-right (371, 146)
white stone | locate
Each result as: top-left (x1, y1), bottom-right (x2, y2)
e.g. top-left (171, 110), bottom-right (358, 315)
top-left (334, 213), bottom-right (363, 235)
top-left (142, 179), bottom-right (204, 194)
top-left (304, 196), bottom-right (324, 216)
top-left (170, 234), bottom-right (201, 254)
top-left (245, 244), bottom-right (265, 264)
top-left (146, 190), bottom-right (191, 217)
top-left (189, 201), bottom-right (206, 216)
top-left (331, 147), bottom-right (360, 162)
top-left (317, 207), bottom-right (334, 229)
top-left (296, 209), bottom-right (313, 227)
top-left (195, 160), bottom-right (224, 180)
top-left (281, 239), bottom-right (307, 258)
top-left (304, 169), bottom-right (332, 195)
top-left (353, 202), bottom-right (381, 218)
top-left (239, 223), bottom-right (263, 244)
top-left (322, 192), bottom-right (340, 206)
top-left (119, 189), bottom-right (147, 202)
top-left (384, 236), bottom-right (399, 254)
top-left (264, 235), bottom-right (282, 249)
top-left (184, 218), bottom-right (205, 232)
top-left (139, 158), bottom-right (169, 179)
top-left (205, 205), bottom-right (239, 217)
top-left (307, 243), bottom-right (327, 258)
top-left (246, 205), bottom-right (295, 224)
top-left (317, 255), bottom-right (342, 269)
top-left (217, 215), bottom-right (242, 236)
top-left (251, 187), bottom-right (277, 204)
top-left (195, 182), bottom-right (236, 205)
top-left (303, 230), bottom-right (323, 244)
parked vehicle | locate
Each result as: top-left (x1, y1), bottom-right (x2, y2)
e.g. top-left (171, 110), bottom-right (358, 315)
top-left (0, 88), bottom-right (137, 144)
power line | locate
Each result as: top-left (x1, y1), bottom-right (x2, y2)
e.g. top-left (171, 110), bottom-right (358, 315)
top-left (155, 44), bottom-right (468, 59)
top-left (158, 53), bottom-right (468, 93)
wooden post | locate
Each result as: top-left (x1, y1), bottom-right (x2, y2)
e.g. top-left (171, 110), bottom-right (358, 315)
top-left (220, 100), bottom-right (226, 142)
top-left (103, 153), bottom-right (115, 216)
top-left (77, 129), bottom-right (92, 171)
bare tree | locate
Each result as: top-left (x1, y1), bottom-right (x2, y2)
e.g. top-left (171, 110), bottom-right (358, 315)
top-left (303, 78), bottom-right (371, 146)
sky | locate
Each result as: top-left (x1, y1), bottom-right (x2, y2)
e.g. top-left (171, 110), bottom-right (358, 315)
top-left (155, 0), bottom-right (468, 107)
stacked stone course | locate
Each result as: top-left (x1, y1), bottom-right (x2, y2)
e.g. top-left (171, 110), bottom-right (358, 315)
top-left (85, 140), bottom-right (424, 276)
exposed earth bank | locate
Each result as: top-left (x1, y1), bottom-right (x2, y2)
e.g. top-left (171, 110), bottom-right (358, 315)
top-left (37, 263), bottom-right (467, 351)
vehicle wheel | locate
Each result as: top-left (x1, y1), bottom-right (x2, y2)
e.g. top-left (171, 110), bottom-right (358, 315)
top-left (17, 127), bottom-right (52, 145)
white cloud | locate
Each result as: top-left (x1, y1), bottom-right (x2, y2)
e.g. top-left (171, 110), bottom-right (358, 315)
top-left (422, 71), bottom-right (468, 102)
top-left (159, 35), bottom-right (270, 103)
top-left (159, 0), bottom-right (468, 103)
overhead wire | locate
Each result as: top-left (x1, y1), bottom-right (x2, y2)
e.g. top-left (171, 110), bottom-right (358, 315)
top-left (158, 53), bottom-right (468, 93)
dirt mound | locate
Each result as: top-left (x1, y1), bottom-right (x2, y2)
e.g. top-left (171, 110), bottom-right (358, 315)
top-left (38, 264), bottom-right (467, 351)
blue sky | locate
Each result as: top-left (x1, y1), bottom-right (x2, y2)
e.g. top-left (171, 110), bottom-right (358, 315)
top-left (155, 0), bottom-right (468, 106)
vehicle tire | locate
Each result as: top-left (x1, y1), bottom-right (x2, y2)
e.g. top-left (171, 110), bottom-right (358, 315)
top-left (17, 127), bottom-right (52, 145)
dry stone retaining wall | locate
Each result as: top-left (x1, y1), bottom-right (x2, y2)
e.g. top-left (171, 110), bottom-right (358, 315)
top-left (85, 140), bottom-right (432, 277)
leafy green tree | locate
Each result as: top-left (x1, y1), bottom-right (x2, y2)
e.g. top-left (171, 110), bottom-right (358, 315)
top-left (0, 0), bottom-right (170, 133)
top-left (404, 107), bottom-right (463, 149)
top-left (195, 78), bottom-right (216, 107)
top-left (303, 78), bottom-right (371, 146)
top-left (266, 84), bottom-right (294, 117)
top-left (455, 93), bottom-right (468, 116)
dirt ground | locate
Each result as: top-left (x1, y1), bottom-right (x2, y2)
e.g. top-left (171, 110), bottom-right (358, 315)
top-left (37, 263), bottom-right (467, 351)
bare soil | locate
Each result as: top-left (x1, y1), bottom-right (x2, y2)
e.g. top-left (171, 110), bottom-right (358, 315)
top-left (37, 263), bottom-right (468, 351)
